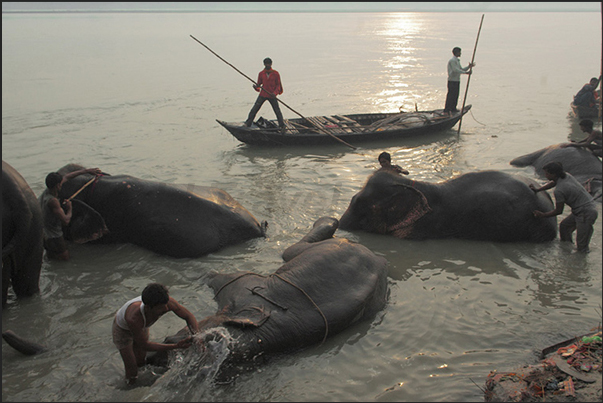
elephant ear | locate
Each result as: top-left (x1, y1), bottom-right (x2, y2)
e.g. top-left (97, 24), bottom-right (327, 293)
top-left (63, 199), bottom-right (108, 243)
top-left (223, 306), bottom-right (270, 328)
top-left (372, 184), bottom-right (432, 238)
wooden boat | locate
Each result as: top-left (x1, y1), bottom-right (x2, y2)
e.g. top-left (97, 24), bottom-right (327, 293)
top-left (570, 101), bottom-right (601, 119)
top-left (217, 105), bottom-right (471, 146)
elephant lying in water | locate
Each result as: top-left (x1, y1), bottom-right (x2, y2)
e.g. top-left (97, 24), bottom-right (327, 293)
top-left (2, 161), bottom-right (44, 308)
top-left (339, 170), bottom-right (557, 242)
top-left (510, 143), bottom-right (602, 201)
top-left (147, 217), bottom-right (388, 383)
top-left (55, 164), bottom-right (267, 258)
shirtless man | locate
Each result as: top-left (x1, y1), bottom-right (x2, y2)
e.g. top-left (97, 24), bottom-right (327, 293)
top-left (378, 152), bottom-right (409, 175)
top-left (112, 283), bottom-right (200, 385)
top-left (38, 167), bottom-right (101, 260)
top-left (562, 119), bottom-right (602, 158)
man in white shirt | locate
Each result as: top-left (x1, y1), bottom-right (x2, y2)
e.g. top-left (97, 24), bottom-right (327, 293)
top-left (444, 47), bottom-right (475, 114)
top-left (112, 283), bottom-right (199, 385)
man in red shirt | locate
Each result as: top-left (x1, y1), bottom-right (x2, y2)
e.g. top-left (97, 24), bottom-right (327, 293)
top-left (244, 57), bottom-right (285, 128)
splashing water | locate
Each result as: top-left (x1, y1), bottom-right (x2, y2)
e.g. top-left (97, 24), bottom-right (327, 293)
top-left (152, 326), bottom-right (236, 394)
top-left (188, 327), bottom-right (236, 382)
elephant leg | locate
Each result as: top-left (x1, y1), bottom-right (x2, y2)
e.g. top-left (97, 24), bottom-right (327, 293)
top-left (9, 248), bottom-right (42, 298)
top-left (301, 217), bottom-right (339, 243)
top-left (282, 217), bottom-right (338, 262)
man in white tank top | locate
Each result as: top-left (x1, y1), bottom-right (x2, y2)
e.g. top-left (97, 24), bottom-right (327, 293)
top-left (112, 283), bottom-right (199, 385)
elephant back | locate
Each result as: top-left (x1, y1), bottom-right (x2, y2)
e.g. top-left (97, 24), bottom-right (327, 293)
top-left (56, 168), bottom-right (265, 258)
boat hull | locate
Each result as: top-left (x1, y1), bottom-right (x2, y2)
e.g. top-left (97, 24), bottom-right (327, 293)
top-left (217, 106), bottom-right (471, 146)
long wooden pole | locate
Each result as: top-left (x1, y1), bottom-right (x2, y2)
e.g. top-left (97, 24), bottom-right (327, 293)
top-left (190, 35), bottom-right (357, 150)
top-left (457, 14), bottom-right (484, 136)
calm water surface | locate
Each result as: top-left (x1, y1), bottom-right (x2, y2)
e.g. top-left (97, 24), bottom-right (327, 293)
top-left (2, 11), bottom-right (602, 402)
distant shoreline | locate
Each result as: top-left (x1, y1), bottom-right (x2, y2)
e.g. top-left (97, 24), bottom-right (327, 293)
top-left (2, 10), bottom-right (600, 14)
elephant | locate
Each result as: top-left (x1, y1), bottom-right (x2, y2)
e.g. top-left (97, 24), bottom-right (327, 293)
top-left (2, 160), bottom-right (44, 308)
top-left (54, 164), bottom-right (268, 258)
top-left (146, 217), bottom-right (388, 383)
top-left (510, 143), bottom-right (602, 201)
top-left (339, 170), bottom-right (558, 242)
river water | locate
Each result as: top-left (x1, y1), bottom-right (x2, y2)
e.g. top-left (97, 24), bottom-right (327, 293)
top-left (2, 11), bottom-right (602, 402)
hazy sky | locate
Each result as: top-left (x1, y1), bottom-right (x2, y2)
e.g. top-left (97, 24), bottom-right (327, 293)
top-left (2, 2), bottom-right (601, 13)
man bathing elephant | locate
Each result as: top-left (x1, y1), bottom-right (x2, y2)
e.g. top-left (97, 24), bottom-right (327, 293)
top-left (339, 170), bottom-right (558, 242)
top-left (145, 217), bottom-right (389, 383)
top-left (2, 161), bottom-right (44, 308)
top-left (510, 142), bottom-right (602, 201)
top-left (112, 283), bottom-right (199, 386)
top-left (530, 162), bottom-right (599, 253)
top-left (53, 164), bottom-right (267, 258)
top-left (39, 167), bottom-right (105, 261)
top-left (3, 217), bottom-right (388, 385)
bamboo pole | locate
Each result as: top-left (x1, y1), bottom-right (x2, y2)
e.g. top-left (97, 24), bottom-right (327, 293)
top-left (190, 35), bottom-right (357, 149)
top-left (457, 14), bottom-right (484, 136)
top-left (64, 176), bottom-right (97, 202)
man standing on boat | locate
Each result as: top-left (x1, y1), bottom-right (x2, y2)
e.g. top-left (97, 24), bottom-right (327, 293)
top-left (244, 57), bottom-right (285, 129)
top-left (444, 47), bottom-right (474, 115)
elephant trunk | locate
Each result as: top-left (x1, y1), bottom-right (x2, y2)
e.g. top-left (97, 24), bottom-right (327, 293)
top-left (2, 330), bottom-right (47, 355)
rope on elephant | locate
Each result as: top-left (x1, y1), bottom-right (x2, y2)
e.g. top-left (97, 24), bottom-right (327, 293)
top-left (213, 271), bottom-right (329, 344)
top-left (271, 273), bottom-right (329, 345)
top-left (214, 272), bottom-right (264, 298)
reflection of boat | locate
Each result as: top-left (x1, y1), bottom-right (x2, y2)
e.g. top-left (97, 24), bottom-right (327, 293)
top-left (570, 101), bottom-right (601, 119)
top-left (217, 105), bottom-right (471, 147)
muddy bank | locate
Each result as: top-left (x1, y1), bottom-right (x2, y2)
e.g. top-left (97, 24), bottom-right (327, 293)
top-left (484, 329), bottom-right (602, 402)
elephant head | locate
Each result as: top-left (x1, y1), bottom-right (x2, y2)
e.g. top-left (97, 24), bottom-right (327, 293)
top-left (62, 199), bottom-right (109, 244)
top-left (339, 170), bottom-right (432, 238)
top-left (340, 170), bottom-right (557, 243)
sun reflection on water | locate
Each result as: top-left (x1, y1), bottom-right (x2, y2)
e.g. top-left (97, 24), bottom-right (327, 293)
top-left (369, 14), bottom-right (430, 112)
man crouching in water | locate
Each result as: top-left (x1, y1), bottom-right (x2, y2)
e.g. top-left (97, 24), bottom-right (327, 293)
top-left (112, 283), bottom-right (199, 386)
